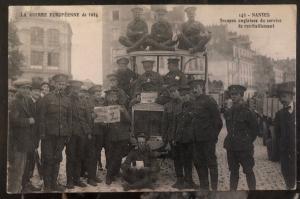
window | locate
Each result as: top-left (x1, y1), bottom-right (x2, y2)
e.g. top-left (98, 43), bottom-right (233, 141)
top-left (31, 27), bottom-right (44, 45)
top-left (30, 51), bottom-right (44, 66)
top-left (47, 29), bottom-right (60, 46)
top-left (112, 10), bottom-right (119, 21)
top-left (47, 52), bottom-right (59, 67)
top-left (112, 28), bottom-right (120, 41)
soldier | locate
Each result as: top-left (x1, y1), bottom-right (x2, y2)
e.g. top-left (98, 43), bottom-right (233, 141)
top-left (223, 85), bottom-right (258, 190)
top-left (39, 73), bottom-right (72, 192)
top-left (107, 73), bottom-right (129, 107)
top-left (190, 79), bottom-right (223, 190)
top-left (89, 85), bottom-right (108, 172)
top-left (119, 7), bottom-right (148, 51)
top-left (173, 101), bottom-right (197, 189)
top-left (178, 7), bottom-right (212, 54)
top-left (40, 81), bottom-right (50, 97)
top-left (274, 82), bottom-right (296, 189)
top-left (147, 8), bottom-right (175, 51)
top-left (121, 134), bottom-right (160, 191)
top-left (105, 89), bottom-right (131, 185)
top-left (163, 58), bottom-right (187, 86)
top-left (8, 79), bottom-right (35, 193)
top-left (115, 57), bottom-right (139, 97)
top-left (178, 84), bottom-right (192, 103)
top-left (161, 85), bottom-right (186, 189)
top-left (134, 58), bottom-right (163, 94)
top-left (65, 80), bottom-right (91, 189)
top-left (21, 79), bottom-right (43, 192)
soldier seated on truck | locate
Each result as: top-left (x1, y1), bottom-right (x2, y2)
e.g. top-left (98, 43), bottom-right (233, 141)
top-left (121, 134), bottom-right (160, 191)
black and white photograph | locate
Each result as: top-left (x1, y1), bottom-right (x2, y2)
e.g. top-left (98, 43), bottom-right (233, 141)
top-left (7, 5), bottom-right (296, 194)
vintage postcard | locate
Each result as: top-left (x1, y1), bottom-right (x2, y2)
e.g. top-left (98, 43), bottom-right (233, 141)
top-left (7, 5), bottom-right (296, 193)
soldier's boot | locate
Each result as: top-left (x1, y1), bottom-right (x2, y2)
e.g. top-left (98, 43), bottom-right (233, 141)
top-left (245, 171), bottom-right (256, 190)
top-left (127, 35), bottom-right (148, 53)
top-left (149, 39), bottom-right (175, 51)
top-left (210, 166), bottom-right (218, 191)
top-left (230, 171), bottom-right (239, 191)
top-left (43, 167), bottom-right (52, 192)
top-left (119, 36), bottom-right (133, 48)
top-left (172, 177), bottom-right (185, 189)
top-left (105, 175), bottom-right (114, 185)
top-left (22, 182), bottom-right (41, 192)
top-left (66, 180), bottom-right (75, 189)
top-left (94, 176), bottom-right (103, 183)
top-left (198, 166), bottom-right (209, 190)
top-left (87, 179), bottom-right (98, 186)
top-left (74, 179), bottom-right (87, 188)
top-left (51, 164), bottom-right (65, 192)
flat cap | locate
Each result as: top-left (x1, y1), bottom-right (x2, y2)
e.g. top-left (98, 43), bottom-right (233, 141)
top-left (277, 81), bottom-right (295, 95)
top-left (116, 57), bottom-right (129, 65)
top-left (88, 85), bottom-right (102, 94)
top-left (13, 79), bottom-right (32, 88)
top-left (167, 58), bottom-right (180, 64)
top-left (188, 79), bottom-right (205, 87)
top-left (228, 84), bottom-right (247, 95)
top-left (184, 7), bottom-right (197, 13)
top-left (131, 7), bottom-right (143, 13)
top-left (52, 73), bottom-right (69, 82)
top-left (141, 57), bottom-right (155, 63)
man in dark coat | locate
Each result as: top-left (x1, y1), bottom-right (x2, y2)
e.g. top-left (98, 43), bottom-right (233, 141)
top-left (223, 85), bottom-right (258, 190)
top-left (274, 82), bottom-right (296, 189)
top-left (163, 58), bottom-right (187, 86)
top-left (8, 79), bottom-right (35, 193)
top-left (178, 7), bottom-right (211, 54)
top-left (21, 79), bottom-right (43, 192)
top-left (65, 80), bottom-right (91, 189)
top-left (134, 58), bottom-right (163, 94)
top-left (107, 73), bottom-right (129, 107)
top-left (121, 134), bottom-right (160, 191)
top-left (39, 73), bottom-right (72, 192)
top-left (115, 57), bottom-right (139, 98)
top-left (190, 79), bottom-right (223, 190)
top-left (105, 89), bottom-right (131, 185)
top-left (119, 7), bottom-right (148, 51)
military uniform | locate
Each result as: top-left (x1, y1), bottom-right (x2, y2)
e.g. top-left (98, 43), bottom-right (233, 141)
top-left (65, 82), bottom-right (92, 188)
top-left (121, 145), bottom-right (160, 190)
top-left (190, 80), bottom-right (223, 190)
top-left (173, 101), bottom-right (195, 188)
top-left (178, 7), bottom-right (211, 53)
top-left (105, 90), bottom-right (131, 185)
top-left (274, 82), bottom-right (296, 189)
top-left (224, 85), bottom-right (258, 190)
top-left (135, 71), bottom-right (163, 94)
top-left (163, 58), bottom-right (187, 86)
top-left (39, 74), bottom-right (72, 191)
top-left (119, 7), bottom-right (148, 49)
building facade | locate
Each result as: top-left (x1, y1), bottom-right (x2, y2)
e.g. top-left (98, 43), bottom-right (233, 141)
top-left (12, 8), bottom-right (72, 81)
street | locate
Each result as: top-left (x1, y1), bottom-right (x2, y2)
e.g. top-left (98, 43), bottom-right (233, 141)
top-left (31, 119), bottom-right (286, 192)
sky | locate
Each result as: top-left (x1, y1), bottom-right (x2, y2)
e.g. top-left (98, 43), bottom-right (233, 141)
top-left (11, 5), bottom-right (296, 84)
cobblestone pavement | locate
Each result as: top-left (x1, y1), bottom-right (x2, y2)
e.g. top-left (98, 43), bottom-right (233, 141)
top-left (31, 119), bottom-right (286, 192)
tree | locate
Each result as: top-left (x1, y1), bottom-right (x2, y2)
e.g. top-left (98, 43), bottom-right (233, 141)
top-left (8, 22), bottom-right (24, 80)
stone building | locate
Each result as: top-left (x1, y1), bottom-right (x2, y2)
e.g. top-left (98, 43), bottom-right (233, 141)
top-left (11, 7), bottom-right (72, 81)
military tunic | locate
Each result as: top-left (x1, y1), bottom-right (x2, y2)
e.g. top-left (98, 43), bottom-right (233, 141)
top-left (116, 68), bottom-right (139, 97)
top-left (191, 94), bottom-right (223, 190)
top-left (274, 104), bottom-right (296, 189)
top-left (163, 70), bottom-right (187, 86)
top-left (224, 101), bottom-right (258, 190)
top-left (135, 71), bottom-right (163, 94)
top-left (119, 19), bottom-right (148, 47)
top-left (150, 21), bottom-right (173, 43)
top-left (39, 91), bottom-right (72, 189)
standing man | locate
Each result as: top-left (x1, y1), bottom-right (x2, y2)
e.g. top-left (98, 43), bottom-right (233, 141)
top-left (178, 7), bottom-right (211, 54)
top-left (107, 73), bottom-right (129, 107)
top-left (223, 85), bottom-right (258, 190)
top-left (190, 79), bottom-right (222, 190)
top-left (105, 89), bottom-right (131, 185)
top-left (163, 58), bottom-right (187, 86)
top-left (134, 58), bottom-right (163, 94)
top-left (274, 82), bottom-right (296, 189)
top-left (39, 74), bottom-right (72, 192)
top-left (8, 79), bottom-right (35, 193)
top-left (119, 7), bottom-right (149, 52)
top-left (115, 57), bottom-right (138, 98)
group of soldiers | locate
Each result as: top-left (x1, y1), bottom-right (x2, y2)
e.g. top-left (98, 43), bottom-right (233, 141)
top-left (7, 52), bottom-right (296, 193)
top-left (119, 6), bottom-right (211, 53)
